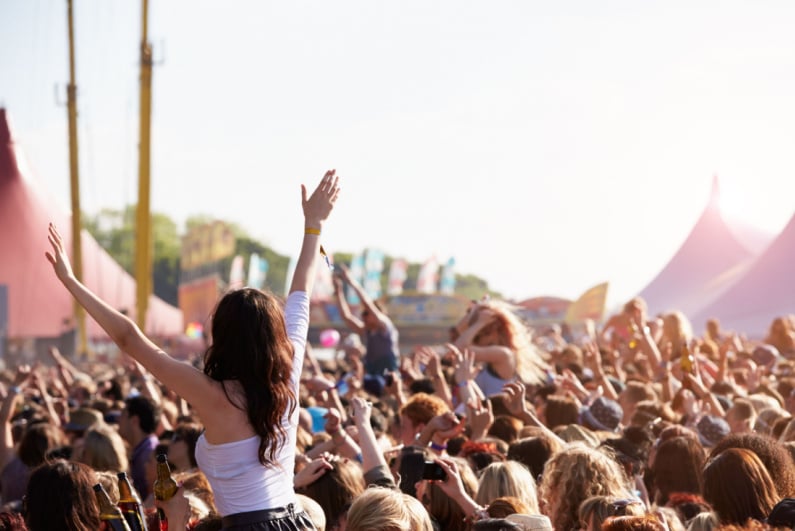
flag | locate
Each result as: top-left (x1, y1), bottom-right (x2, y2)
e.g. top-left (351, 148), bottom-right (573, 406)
top-left (417, 256), bottom-right (440, 294)
top-left (439, 257), bottom-right (456, 295)
top-left (346, 253), bottom-right (365, 304)
top-left (387, 259), bottom-right (408, 296)
top-left (247, 253), bottom-right (269, 289)
top-left (229, 255), bottom-right (245, 290)
top-left (565, 282), bottom-right (609, 324)
top-left (364, 248), bottom-right (385, 299)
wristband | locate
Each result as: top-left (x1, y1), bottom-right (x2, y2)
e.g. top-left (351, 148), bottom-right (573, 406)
top-left (305, 227), bottom-right (321, 236)
top-left (8, 386), bottom-right (21, 395)
top-left (457, 380), bottom-right (468, 388)
top-left (430, 441), bottom-right (447, 451)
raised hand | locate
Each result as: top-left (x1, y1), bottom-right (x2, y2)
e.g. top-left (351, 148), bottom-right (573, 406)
top-left (501, 381), bottom-right (529, 418)
top-left (351, 396), bottom-right (372, 426)
top-left (45, 224), bottom-right (74, 281)
top-left (294, 457), bottom-right (333, 489)
top-left (302, 169), bottom-right (340, 228)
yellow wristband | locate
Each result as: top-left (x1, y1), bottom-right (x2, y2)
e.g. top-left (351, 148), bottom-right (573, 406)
top-left (305, 227), bottom-right (321, 236)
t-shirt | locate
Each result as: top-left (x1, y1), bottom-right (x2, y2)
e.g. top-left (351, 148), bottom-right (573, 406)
top-left (363, 319), bottom-right (399, 376)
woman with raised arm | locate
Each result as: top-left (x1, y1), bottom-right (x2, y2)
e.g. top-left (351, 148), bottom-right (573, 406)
top-left (46, 170), bottom-right (340, 531)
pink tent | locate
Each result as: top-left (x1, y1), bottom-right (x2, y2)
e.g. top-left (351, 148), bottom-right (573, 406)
top-left (0, 108), bottom-right (183, 341)
top-left (636, 176), bottom-right (770, 319)
top-left (692, 211), bottom-right (795, 336)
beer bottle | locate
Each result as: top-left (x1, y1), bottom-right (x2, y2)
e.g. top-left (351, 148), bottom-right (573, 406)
top-left (153, 454), bottom-right (179, 531)
top-left (94, 483), bottom-right (132, 531)
top-left (680, 342), bottom-right (694, 374)
top-left (117, 472), bottom-right (148, 531)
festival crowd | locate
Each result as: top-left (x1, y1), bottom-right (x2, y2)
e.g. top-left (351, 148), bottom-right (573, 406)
top-left (3, 171), bottom-right (795, 530)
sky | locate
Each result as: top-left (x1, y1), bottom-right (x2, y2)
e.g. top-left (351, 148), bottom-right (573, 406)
top-left (2, 1), bottom-right (795, 309)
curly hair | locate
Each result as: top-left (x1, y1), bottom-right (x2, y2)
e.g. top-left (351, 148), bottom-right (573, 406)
top-left (203, 288), bottom-right (296, 467)
top-left (710, 433), bottom-right (795, 498)
top-left (539, 443), bottom-right (632, 531)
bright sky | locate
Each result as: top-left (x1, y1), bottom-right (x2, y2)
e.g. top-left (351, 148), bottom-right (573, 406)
top-left (2, 1), bottom-right (794, 308)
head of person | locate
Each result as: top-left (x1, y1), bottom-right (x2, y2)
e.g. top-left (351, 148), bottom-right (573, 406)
top-left (119, 395), bottom-right (160, 443)
top-left (23, 459), bottom-right (100, 531)
top-left (18, 421), bottom-right (68, 469)
top-left (75, 423), bottom-right (128, 473)
top-left (168, 422), bottom-right (203, 471)
top-left (703, 448), bottom-right (779, 525)
top-left (542, 395), bottom-right (580, 429)
top-left (724, 398), bottom-right (757, 434)
top-left (705, 319), bottom-right (721, 342)
top-left (203, 287), bottom-right (295, 466)
top-left (623, 298), bottom-right (647, 321)
top-left (539, 443), bottom-right (632, 531)
top-left (601, 515), bottom-right (667, 531)
top-left (299, 458), bottom-right (364, 528)
top-left (488, 415), bottom-right (524, 445)
top-left (578, 495), bottom-right (646, 531)
top-left (486, 496), bottom-right (533, 519)
top-left (650, 436), bottom-right (705, 505)
top-left (618, 382), bottom-right (657, 425)
top-left (359, 303), bottom-right (384, 331)
top-left (296, 494), bottom-right (326, 531)
top-left (661, 312), bottom-right (693, 351)
top-left (709, 432), bottom-right (795, 498)
top-left (476, 461), bottom-right (539, 513)
top-left (507, 434), bottom-right (562, 481)
top-left (345, 487), bottom-right (433, 531)
top-left (398, 393), bottom-right (449, 446)
top-left (581, 397), bottom-right (624, 434)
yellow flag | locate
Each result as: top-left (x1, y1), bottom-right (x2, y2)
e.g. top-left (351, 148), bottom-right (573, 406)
top-left (565, 282), bottom-right (609, 324)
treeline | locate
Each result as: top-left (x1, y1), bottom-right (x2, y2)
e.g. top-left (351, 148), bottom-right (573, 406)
top-left (83, 207), bottom-right (498, 306)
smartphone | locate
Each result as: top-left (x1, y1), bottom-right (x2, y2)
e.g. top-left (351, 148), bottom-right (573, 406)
top-left (422, 461), bottom-right (447, 481)
top-left (383, 371), bottom-right (394, 387)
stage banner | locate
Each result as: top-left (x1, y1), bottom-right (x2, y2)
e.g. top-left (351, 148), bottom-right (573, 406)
top-left (346, 253), bottom-right (365, 305)
top-left (417, 256), bottom-right (440, 294)
top-left (439, 257), bottom-right (456, 295)
top-left (364, 248), bottom-right (385, 299)
top-left (229, 255), bottom-right (245, 290)
top-left (387, 259), bottom-right (408, 296)
top-left (247, 253), bottom-right (269, 289)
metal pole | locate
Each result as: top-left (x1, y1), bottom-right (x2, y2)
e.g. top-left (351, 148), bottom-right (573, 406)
top-left (66, 0), bottom-right (88, 357)
top-left (135, 0), bottom-right (153, 331)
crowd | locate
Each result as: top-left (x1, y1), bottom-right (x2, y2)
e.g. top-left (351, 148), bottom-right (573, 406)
top-left (2, 171), bottom-right (795, 530)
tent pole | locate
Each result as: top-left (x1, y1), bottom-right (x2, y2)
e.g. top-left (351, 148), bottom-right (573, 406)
top-left (66, 0), bottom-right (88, 358)
top-left (135, 0), bottom-right (153, 332)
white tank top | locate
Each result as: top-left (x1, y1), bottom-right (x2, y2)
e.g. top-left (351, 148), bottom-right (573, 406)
top-left (195, 291), bottom-right (308, 516)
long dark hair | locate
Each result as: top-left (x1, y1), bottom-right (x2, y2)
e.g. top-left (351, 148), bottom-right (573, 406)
top-left (24, 459), bottom-right (100, 531)
top-left (203, 288), bottom-right (295, 467)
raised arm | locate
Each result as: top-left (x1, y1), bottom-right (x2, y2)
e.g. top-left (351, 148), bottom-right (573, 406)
top-left (289, 169), bottom-right (340, 295)
top-left (332, 274), bottom-right (365, 334)
top-left (338, 264), bottom-right (389, 328)
top-left (45, 224), bottom-right (215, 410)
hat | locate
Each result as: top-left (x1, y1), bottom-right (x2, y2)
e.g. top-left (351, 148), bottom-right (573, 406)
top-left (556, 424), bottom-right (600, 448)
top-left (752, 344), bottom-right (781, 367)
top-left (767, 498), bottom-right (795, 527)
top-left (506, 514), bottom-right (553, 531)
top-left (696, 415), bottom-right (730, 447)
top-left (64, 407), bottom-right (104, 433)
top-left (581, 397), bottom-right (623, 432)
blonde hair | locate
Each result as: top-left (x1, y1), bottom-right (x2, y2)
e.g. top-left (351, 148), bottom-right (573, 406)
top-left (539, 443), bottom-right (632, 531)
top-left (475, 461), bottom-right (539, 513)
top-left (578, 495), bottom-right (646, 531)
top-left (346, 487), bottom-right (433, 531)
top-left (471, 300), bottom-right (549, 385)
top-left (78, 424), bottom-right (128, 473)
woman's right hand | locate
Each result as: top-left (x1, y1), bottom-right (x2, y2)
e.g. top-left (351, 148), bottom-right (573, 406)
top-left (432, 457), bottom-right (467, 499)
top-left (301, 170), bottom-right (340, 229)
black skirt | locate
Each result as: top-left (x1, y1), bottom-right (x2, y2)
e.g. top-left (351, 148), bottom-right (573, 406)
top-left (221, 504), bottom-right (316, 531)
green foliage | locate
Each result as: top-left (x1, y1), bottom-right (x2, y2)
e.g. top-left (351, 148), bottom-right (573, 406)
top-left (85, 210), bottom-right (498, 305)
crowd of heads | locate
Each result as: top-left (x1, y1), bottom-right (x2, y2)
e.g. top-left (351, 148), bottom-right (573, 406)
top-left (2, 296), bottom-right (795, 530)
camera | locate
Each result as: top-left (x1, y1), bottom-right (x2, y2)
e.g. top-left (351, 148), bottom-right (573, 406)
top-left (422, 461), bottom-right (447, 481)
